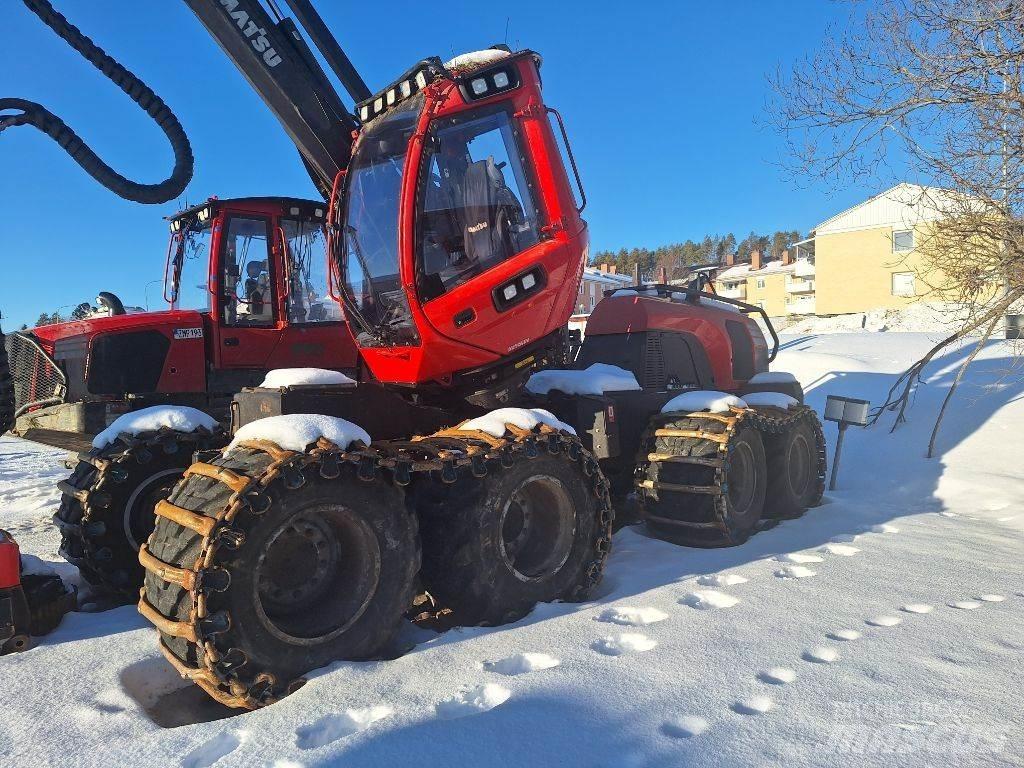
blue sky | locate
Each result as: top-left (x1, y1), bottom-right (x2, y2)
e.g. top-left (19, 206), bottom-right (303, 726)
top-left (0, 1), bottom-right (890, 330)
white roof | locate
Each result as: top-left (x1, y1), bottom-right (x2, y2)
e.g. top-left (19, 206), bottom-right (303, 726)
top-left (813, 183), bottom-right (964, 236)
top-left (717, 260), bottom-right (795, 282)
top-left (583, 267), bottom-right (633, 286)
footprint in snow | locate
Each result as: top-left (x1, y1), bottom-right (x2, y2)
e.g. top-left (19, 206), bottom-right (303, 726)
top-left (901, 603), bottom-right (934, 614)
top-left (483, 652), bottom-right (560, 676)
top-left (661, 715), bottom-right (710, 739)
top-left (802, 646), bottom-right (840, 664)
top-left (732, 695), bottom-right (774, 715)
top-left (865, 615), bottom-right (902, 627)
top-left (696, 573), bottom-right (748, 587)
top-left (977, 594), bottom-right (1006, 603)
top-left (774, 565), bottom-right (816, 580)
top-left (295, 706), bottom-right (392, 750)
top-left (830, 533), bottom-right (859, 544)
top-left (774, 552), bottom-right (823, 564)
top-left (820, 543), bottom-right (860, 556)
top-left (827, 629), bottom-right (861, 641)
top-left (435, 684), bottom-right (511, 720)
top-left (181, 731), bottom-right (246, 768)
top-left (592, 633), bottom-right (657, 656)
top-left (868, 523), bottom-right (899, 534)
top-left (949, 600), bottom-right (982, 610)
top-left (680, 590), bottom-right (739, 610)
top-left (758, 667), bottom-right (797, 685)
top-left (597, 606), bottom-right (669, 626)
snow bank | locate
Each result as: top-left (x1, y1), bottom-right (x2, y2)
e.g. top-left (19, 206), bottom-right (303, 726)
top-left (748, 371), bottom-right (798, 384)
top-left (526, 363), bottom-right (640, 396)
top-left (742, 392), bottom-right (799, 409)
top-left (260, 368), bottom-right (356, 388)
top-left (229, 414), bottom-right (370, 452)
top-left (611, 289), bottom-right (640, 297)
top-left (443, 50), bottom-right (509, 71)
top-left (92, 405), bottom-right (218, 449)
top-left (775, 301), bottom-right (984, 335)
top-left (661, 390), bottom-right (747, 415)
top-left (459, 408), bottom-right (576, 437)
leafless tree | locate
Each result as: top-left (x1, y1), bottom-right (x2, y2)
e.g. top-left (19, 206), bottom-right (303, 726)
top-left (773, 0), bottom-right (1024, 455)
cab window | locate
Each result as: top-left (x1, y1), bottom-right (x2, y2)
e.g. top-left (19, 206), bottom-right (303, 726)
top-left (282, 219), bottom-right (341, 323)
top-left (417, 108), bottom-right (541, 302)
top-left (221, 215), bottom-right (274, 327)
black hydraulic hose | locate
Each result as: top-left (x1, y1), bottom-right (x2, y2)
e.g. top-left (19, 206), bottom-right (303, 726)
top-left (0, 0), bottom-right (193, 204)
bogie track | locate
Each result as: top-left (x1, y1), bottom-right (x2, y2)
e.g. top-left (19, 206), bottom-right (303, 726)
top-left (638, 405), bottom-right (826, 546)
top-left (138, 422), bottom-right (612, 709)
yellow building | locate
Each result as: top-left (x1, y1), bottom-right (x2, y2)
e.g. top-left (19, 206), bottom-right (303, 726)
top-left (714, 250), bottom-right (816, 319)
top-left (715, 184), bottom-right (953, 319)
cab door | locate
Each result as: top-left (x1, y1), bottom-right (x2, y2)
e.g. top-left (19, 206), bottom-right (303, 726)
top-left (213, 213), bottom-right (281, 369)
top-left (266, 218), bottom-right (359, 372)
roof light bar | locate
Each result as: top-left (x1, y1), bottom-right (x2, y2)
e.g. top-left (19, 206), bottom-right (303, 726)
top-left (357, 65), bottom-right (438, 123)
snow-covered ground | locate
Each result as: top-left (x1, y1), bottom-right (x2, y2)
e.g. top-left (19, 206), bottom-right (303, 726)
top-left (1, 333), bottom-right (1022, 767)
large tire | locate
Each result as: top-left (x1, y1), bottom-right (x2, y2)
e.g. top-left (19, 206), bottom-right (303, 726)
top-left (55, 427), bottom-right (223, 598)
top-left (416, 445), bottom-right (612, 626)
top-left (643, 413), bottom-right (767, 547)
top-left (142, 445), bottom-right (420, 709)
top-left (762, 409), bottom-right (825, 520)
top-left (0, 327), bottom-right (13, 435)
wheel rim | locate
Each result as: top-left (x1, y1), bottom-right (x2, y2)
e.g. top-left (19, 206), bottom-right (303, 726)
top-left (254, 504), bottom-right (381, 644)
top-left (498, 475), bottom-right (577, 582)
top-left (788, 432), bottom-right (811, 497)
top-left (727, 442), bottom-right (757, 521)
top-left (124, 468), bottom-right (184, 551)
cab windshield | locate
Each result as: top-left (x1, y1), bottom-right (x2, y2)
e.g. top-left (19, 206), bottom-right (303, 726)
top-left (166, 218), bottom-right (212, 312)
top-left (341, 94), bottom-right (423, 346)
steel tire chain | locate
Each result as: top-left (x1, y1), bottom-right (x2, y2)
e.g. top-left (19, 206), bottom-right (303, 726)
top-left (636, 404), bottom-right (826, 536)
top-left (54, 425), bottom-right (224, 593)
top-left (138, 423), bottom-right (613, 710)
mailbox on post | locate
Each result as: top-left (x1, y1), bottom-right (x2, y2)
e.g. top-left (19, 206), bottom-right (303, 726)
top-left (823, 395), bottom-right (870, 490)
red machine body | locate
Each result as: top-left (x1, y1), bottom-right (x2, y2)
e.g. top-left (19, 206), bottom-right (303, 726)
top-left (585, 292), bottom-right (772, 392)
top-left (0, 531), bottom-right (20, 590)
top-left (333, 51), bottom-right (587, 390)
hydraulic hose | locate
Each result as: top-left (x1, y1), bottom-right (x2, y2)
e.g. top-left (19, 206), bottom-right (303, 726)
top-left (0, 0), bottom-right (193, 204)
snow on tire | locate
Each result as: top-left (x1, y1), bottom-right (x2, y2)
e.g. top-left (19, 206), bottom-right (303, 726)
top-left (54, 426), bottom-right (223, 597)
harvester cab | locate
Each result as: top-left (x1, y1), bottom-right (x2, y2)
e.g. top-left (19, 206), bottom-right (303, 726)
top-left (164, 196), bottom-right (352, 371)
top-left (333, 50), bottom-right (587, 400)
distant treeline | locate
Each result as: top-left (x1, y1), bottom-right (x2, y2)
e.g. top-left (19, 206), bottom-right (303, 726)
top-left (592, 230), bottom-right (803, 282)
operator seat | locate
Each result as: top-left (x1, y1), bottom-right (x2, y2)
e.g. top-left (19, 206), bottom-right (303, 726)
top-left (242, 260), bottom-right (272, 322)
top-left (462, 157), bottom-right (523, 267)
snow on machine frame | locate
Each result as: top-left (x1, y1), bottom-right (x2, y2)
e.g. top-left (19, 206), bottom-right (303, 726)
top-left (6, 0), bottom-right (825, 711)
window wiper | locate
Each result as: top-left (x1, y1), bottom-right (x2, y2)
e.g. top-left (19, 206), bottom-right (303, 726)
top-left (339, 225), bottom-right (388, 344)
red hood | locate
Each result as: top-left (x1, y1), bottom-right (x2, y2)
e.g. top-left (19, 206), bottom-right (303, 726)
top-left (31, 309), bottom-right (207, 344)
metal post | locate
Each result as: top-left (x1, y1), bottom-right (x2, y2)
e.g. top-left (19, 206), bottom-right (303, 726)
top-left (829, 423), bottom-right (847, 491)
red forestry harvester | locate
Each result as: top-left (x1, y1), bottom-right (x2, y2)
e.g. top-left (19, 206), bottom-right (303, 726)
top-left (4, 0), bottom-right (826, 709)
